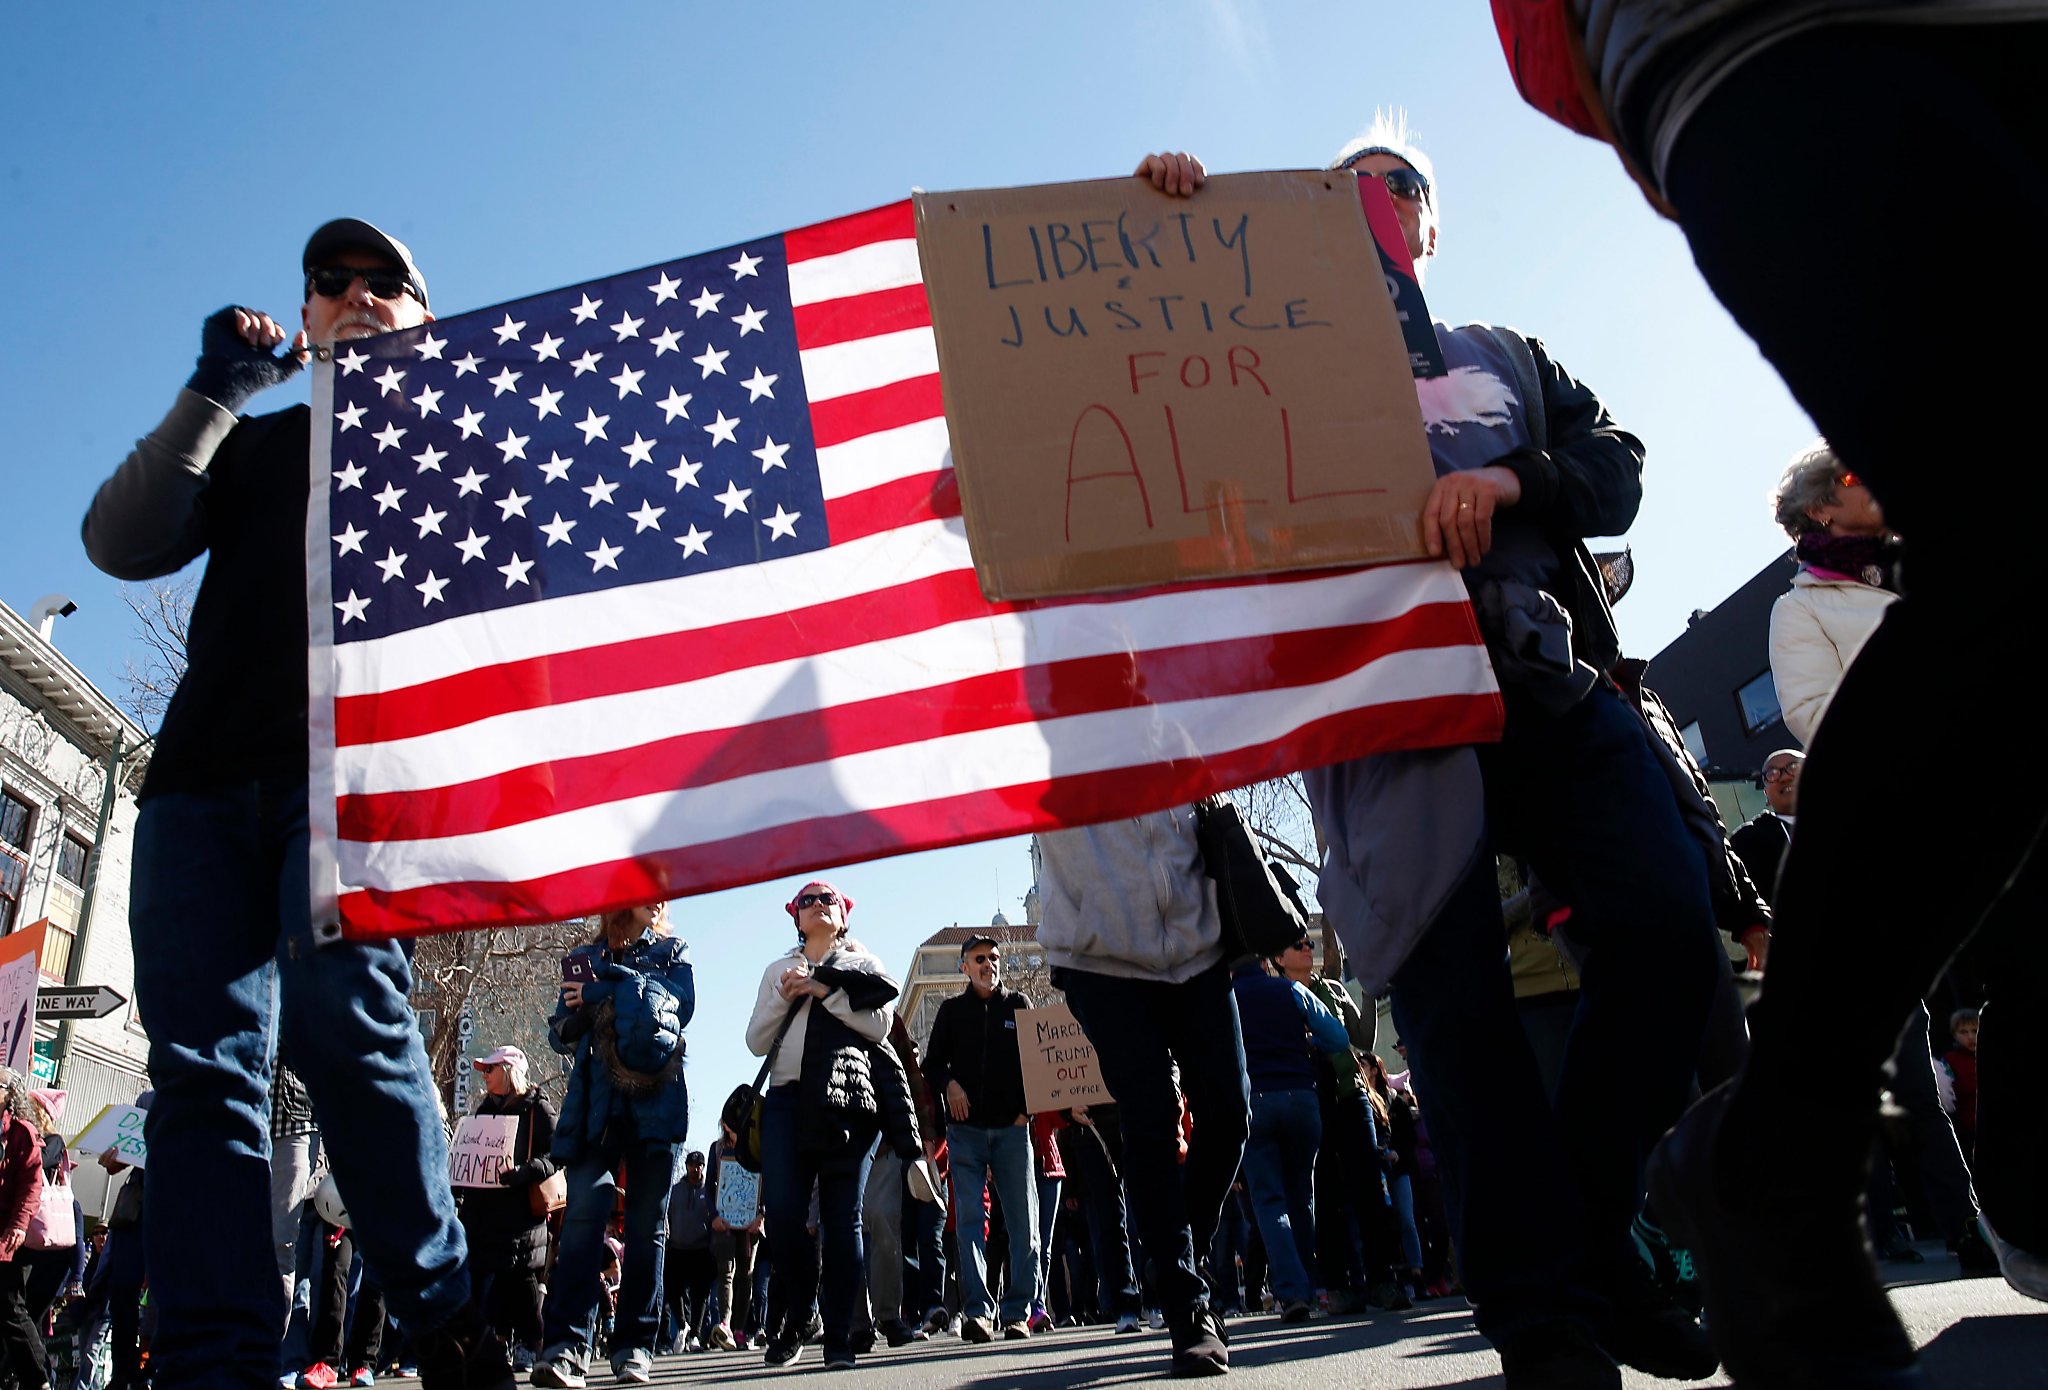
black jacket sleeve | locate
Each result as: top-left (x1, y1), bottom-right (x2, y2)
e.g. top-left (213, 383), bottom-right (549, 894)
top-left (923, 995), bottom-right (957, 1100)
top-left (1494, 335), bottom-right (1645, 542)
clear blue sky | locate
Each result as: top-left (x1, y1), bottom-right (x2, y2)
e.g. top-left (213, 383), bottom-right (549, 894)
top-left (2, 3), bottom-right (1813, 1147)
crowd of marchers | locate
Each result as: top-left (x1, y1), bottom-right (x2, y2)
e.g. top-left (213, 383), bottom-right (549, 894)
top-left (46, 5), bottom-right (2045, 1390)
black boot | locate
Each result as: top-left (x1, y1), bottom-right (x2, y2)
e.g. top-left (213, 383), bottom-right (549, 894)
top-left (1649, 1082), bottom-right (1924, 1389)
top-left (1167, 1304), bottom-right (1229, 1378)
top-left (412, 1299), bottom-right (514, 1390)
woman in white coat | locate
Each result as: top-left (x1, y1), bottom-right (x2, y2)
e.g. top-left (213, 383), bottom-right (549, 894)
top-left (1767, 443), bottom-right (1898, 746)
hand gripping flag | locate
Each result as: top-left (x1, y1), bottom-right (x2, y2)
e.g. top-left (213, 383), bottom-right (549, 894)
top-left (308, 201), bottom-right (1502, 939)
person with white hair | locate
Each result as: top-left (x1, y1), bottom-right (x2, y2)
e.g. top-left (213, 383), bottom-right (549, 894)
top-left (1138, 119), bottom-right (1727, 1390)
top-left (455, 1045), bottom-right (558, 1375)
top-left (1766, 442), bottom-right (1898, 746)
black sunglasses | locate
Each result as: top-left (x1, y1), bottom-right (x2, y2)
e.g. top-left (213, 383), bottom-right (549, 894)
top-left (1337, 154), bottom-right (1432, 206)
top-left (306, 264), bottom-right (415, 302)
top-left (795, 892), bottom-right (840, 909)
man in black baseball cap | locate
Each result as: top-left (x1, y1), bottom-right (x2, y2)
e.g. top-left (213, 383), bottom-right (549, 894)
top-left (83, 222), bottom-right (505, 1390)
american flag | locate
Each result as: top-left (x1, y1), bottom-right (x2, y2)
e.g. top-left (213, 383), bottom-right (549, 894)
top-left (307, 201), bottom-right (1502, 940)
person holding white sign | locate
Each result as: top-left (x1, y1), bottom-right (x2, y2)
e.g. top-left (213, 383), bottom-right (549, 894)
top-left (454, 1046), bottom-right (557, 1375)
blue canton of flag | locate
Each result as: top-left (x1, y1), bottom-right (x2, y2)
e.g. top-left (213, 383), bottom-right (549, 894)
top-left (325, 238), bottom-right (827, 642)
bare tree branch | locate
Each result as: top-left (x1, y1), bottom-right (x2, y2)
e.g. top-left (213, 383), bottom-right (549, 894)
top-left (118, 577), bottom-right (195, 724)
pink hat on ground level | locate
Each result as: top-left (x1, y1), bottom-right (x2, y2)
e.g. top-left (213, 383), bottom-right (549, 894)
top-left (472, 1045), bottom-right (527, 1071)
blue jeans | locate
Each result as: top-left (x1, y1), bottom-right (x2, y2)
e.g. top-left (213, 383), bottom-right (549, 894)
top-left (904, 1168), bottom-right (947, 1320)
top-left (1243, 1088), bottom-right (1322, 1302)
top-left (1208, 1188), bottom-right (1252, 1311)
top-left (760, 1086), bottom-right (874, 1353)
top-left (540, 1133), bottom-right (678, 1368)
top-left (130, 781), bottom-right (467, 1390)
top-left (1385, 687), bottom-right (1722, 1343)
top-left (1060, 1121), bottom-right (1139, 1316)
top-left (946, 1122), bottom-right (1038, 1323)
top-left (1388, 1175), bottom-right (1424, 1272)
top-left (1058, 962), bottom-right (1250, 1321)
top-left (1034, 1173), bottom-right (1061, 1310)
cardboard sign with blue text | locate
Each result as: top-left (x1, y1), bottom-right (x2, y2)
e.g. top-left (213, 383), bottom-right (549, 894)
top-left (1017, 1001), bottom-right (1114, 1113)
top-left (915, 171), bottom-right (1438, 601)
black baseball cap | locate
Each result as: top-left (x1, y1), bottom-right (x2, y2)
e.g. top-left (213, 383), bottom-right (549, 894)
top-left (303, 217), bottom-right (430, 310)
top-left (959, 933), bottom-right (1000, 957)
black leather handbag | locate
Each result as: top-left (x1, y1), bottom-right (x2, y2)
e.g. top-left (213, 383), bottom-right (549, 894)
top-left (1194, 799), bottom-right (1309, 961)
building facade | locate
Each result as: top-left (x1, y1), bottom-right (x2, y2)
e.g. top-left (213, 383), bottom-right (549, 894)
top-left (1644, 549), bottom-right (1799, 778)
top-left (0, 599), bottom-right (152, 1160)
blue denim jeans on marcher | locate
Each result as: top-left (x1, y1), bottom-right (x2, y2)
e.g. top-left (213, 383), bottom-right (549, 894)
top-left (1058, 962), bottom-right (1250, 1322)
top-left (1060, 1122), bottom-right (1140, 1316)
top-left (945, 1121), bottom-right (1038, 1323)
top-left (1388, 1174), bottom-right (1425, 1271)
top-left (1383, 686), bottom-right (1722, 1345)
top-left (130, 781), bottom-right (468, 1390)
top-left (904, 1169), bottom-right (947, 1320)
top-left (760, 1086), bottom-right (875, 1354)
top-left (541, 1133), bottom-right (678, 1370)
top-left (1034, 1173), bottom-right (1061, 1310)
top-left (1243, 1087), bottom-right (1322, 1302)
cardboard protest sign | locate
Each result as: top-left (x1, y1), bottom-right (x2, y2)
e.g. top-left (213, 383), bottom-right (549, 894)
top-left (448, 1113), bottom-right (520, 1188)
top-left (1017, 1001), bottom-right (1113, 1113)
top-left (915, 171), bottom-right (1439, 601)
top-left (0, 921), bottom-right (46, 1075)
top-left (72, 1102), bottom-right (149, 1167)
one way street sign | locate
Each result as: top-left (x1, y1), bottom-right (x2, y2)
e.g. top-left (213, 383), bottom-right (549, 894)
top-left (36, 985), bottom-right (127, 1020)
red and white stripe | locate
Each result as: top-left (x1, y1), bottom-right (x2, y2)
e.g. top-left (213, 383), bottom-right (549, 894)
top-left (324, 201), bottom-right (1501, 938)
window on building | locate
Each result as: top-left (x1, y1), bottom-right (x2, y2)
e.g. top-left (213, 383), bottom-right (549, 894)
top-left (1, 789), bottom-right (32, 935)
top-left (56, 833), bottom-right (90, 888)
top-left (1735, 671), bottom-right (1782, 736)
top-left (1679, 721), bottom-right (1709, 768)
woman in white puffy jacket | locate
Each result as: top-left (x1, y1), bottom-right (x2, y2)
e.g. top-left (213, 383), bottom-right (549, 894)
top-left (1767, 443), bottom-right (1899, 746)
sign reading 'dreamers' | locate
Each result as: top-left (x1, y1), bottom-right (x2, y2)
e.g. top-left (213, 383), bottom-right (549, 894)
top-left (914, 171), bottom-right (1438, 602)
top-left (1016, 1001), bottom-right (1113, 1113)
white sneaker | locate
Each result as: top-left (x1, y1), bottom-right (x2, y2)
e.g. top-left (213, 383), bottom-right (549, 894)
top-left (610, 1345), bottom-right (654, 1384)
top-left (1146, 1307), bottom-right (1166, 1330)
top-left (1115, 1312), bottom-right (1142, 1335)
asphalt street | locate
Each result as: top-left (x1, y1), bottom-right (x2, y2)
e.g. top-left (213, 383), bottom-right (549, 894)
top-left (368, 1249), bottom-right (2046, 1390)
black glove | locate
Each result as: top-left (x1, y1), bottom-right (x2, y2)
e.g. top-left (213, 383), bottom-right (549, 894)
top-left (185, 305), bottom-right (303, 412)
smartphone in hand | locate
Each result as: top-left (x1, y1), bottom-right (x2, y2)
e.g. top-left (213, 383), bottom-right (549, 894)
top-left (562, 954), bottom-right (598, 985)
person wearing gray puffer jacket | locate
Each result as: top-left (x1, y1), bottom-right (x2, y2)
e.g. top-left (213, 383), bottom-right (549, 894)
top-left (1035, 805), bottom-right (1247, 1378)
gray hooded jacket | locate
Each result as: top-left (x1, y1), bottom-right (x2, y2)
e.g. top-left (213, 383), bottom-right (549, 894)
top-left (1035, 806), bottom-right (1222, 984)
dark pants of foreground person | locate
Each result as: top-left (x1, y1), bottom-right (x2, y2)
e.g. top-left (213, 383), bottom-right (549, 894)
top-left (760, 1085), bottom-right (874, 1357)
top-left (1058, 962), bottom-right (1251, 1324)
top-left (0, 1260), bottom-right (49, 1390)
top-left (1389, 686), bottom-right (1723, 1345)
top-left (1664, 19), bottom-right (2048, 1254)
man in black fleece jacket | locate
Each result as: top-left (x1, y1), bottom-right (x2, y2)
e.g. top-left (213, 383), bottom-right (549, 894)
top-left (921, 934), bottom-right (1036, 1341)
